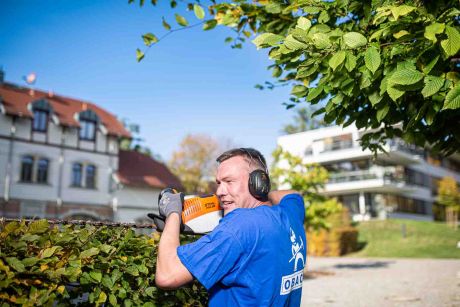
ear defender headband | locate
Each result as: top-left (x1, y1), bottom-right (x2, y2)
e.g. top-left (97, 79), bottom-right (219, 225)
top-left (240, 148), bottom-right (271, 202)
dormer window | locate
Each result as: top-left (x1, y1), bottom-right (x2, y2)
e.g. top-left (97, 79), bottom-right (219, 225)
top-left (78, 109), bottom-right (99, 141)
top-left (32, 99), bottom-right (52, 132)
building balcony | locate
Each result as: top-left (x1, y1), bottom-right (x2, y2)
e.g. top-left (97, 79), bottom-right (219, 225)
top-left (304, 138), bottom-right (422, 165)
top-left (322, 167), bottom-right (418, 195)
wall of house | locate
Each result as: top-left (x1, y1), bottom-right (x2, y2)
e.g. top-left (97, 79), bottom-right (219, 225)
top-left (114, 186), bottom-right (161, 222)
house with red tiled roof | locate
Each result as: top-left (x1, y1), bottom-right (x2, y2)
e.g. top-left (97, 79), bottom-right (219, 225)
top-left (0, 70), bottom-right (181, 222)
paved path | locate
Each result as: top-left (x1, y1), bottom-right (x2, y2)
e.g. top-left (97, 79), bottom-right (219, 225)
top-left (301, 257), bottom-right (460, 307)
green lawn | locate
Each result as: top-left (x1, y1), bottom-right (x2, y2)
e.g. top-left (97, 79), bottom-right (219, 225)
top-left (349, 219), bottom-right (460, 259)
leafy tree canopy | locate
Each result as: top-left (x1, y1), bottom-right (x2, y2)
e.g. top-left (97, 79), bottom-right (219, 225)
top-left (134, 0), bottom-right (460, 155)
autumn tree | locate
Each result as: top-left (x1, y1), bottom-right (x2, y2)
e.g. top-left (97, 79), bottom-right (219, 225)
top-left (135, 0), bottom-right (460, 155)
top-left (271, 147), bottom-right (342, 230)
top-left (169, 134), bottom-right (231, 194)
top-left (437, 176), bottom-right (460, 228)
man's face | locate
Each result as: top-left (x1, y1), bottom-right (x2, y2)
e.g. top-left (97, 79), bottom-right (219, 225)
top-left (215, 156), bottom-right (255, 215)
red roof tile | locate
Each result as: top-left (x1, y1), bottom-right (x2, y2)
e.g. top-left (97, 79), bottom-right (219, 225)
top-left (0, 82), bottom-right (130, 138)
top-left (117, 150), bottom-right (183, 190)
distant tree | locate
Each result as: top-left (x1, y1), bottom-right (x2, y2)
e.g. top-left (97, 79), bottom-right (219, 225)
top-left (271, 146), bottom-right (342, 231)
top-left (169, 134), bottom-right (229, 194)
top-left (135, 0), bottom-right (460, 155)
top-left (437, 176), bottom-right (460, 228)
top-left (282, 106), bottom-right (328, 134)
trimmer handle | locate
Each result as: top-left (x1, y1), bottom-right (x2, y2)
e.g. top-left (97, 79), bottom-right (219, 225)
top-left (148, 188), bottom-right (195, 235)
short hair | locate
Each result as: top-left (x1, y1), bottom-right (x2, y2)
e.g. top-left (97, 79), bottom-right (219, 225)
top-left (216, 148), bottom-right (268, 173)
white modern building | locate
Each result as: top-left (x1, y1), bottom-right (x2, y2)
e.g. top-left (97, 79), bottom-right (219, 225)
top-left (278, 125), bottom-right (460, 221)
top-left (0, 72), bottom-right (181, 222)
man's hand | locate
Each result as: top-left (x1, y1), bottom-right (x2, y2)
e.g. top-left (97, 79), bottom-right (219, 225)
top-left (159, 191), bottom-right (184, 221)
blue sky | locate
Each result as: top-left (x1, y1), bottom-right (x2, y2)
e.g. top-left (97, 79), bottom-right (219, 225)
top-left (0, 0), bottom-right (296, 164)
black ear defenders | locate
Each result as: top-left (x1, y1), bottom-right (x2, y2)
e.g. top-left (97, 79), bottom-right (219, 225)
top-left (240, 148), bottom-right (271, 202)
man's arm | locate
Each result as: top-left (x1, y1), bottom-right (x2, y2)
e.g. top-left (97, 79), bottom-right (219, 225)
top-left (155, 214), bottom-right (193, 289)
top-left (268, 190), bottom-right (301, 205)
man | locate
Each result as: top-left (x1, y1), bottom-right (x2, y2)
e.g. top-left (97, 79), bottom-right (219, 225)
top-left (155, 148), bottom-right (306, 306)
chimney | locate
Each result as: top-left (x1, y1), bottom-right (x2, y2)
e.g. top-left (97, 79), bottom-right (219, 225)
top-left (0, 68), bottom-right (4, 85)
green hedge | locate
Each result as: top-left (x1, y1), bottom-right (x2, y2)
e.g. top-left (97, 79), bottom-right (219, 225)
top-left (0, 220), bottom-right (208, 306)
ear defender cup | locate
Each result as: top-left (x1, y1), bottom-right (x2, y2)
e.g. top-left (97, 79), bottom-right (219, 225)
top-left (248, 169), bottom-right (271, 202)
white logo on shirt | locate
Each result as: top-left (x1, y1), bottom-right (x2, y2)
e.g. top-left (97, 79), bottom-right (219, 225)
top-left (280, 228), bottom-right (305, 295)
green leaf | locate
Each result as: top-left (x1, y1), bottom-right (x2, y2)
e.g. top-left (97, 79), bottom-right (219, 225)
top-left (175, 14), bottom-right (188, 27)
top-left (145, 287), bottom-right (156, 298)
top-left (345, 52), bottom-right (357, 72)
top-left (441, 26), bottom-right (460, 57)
top-left (97, 291), bottom-right (107, 304)
top-left (423, 55), bottom-right (439, 75)
top-left (393, 30), bottom-right (409, 39)
top-left (162, 18), bottom-right (171, 31)
top-left (142, 33), bottom-right (158, 46)
top-left (41, 246), bottom-right (59, 259)
top-left (390, 5), bottom-right (416, 20)
top-left (389, 68), bottom-right (424, 85)
top-left (109, 294), bottom-right (117, 306)
top-left (125, 265), bottom-right (139, 276)
top-left (343, 32), bottom-right (367, 49)
top-left (296, 17), bottom-right (311, 31)
top-left (272, 66), bottom-right (282, 78)
top-left (111, 269), bottom-right (123, 284)
top-left (284, 35), bottom-right (307, 51)
top-left (80, 247), bottom-right (100, 259)
top-left (291, 85), bottom-right (307, 97)
top-left (329, 51), bottom-right (346, 71)
top-left (422, 76), bottom-right (444, 98)
top-left (312, 32), bottom-right (331, 49)
top-left (387, 85), bottom-right (404, 101)
top-left (22, 257), bottom-right (39, 267)
top-left (90, 271), bottom-right (102, 283)
top-left (376, 104), bottom-right (390, 121)
top-left (203, 20), bottom-right (217, 31)
top-left (364, 46), bottom-right (381, 74)
top-left (369, 91), bottom-right (383, 106)
top-left (6, 257), bottom-right (25, 272)
top-left (194, 4), bottom-right (205, 20)
top-left (21, 233), bottom-right (40, 241)
top-left (102, 275), bottom-right (113, 288)
top-left (443, 84), bottom-right (460, 110)
top-left (28, 220), bottom-right (49, 234)
top-left (307, 86), bottom-right (322, 101)
top-left (318, 10), bottom-right (330, 23)
top-left (424, 23), bottom-right (445, 43)
top-left (252, 33), bottom-right (284, 49)
top-left (136, 49), bottom-right (144, 62)
top-left (170, 0), bottom-right (176, 8)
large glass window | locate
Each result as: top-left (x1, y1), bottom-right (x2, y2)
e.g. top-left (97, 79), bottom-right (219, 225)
top-left (72, 163), bottom-right (83, 187)
top-left (20, 155), bottom-right (49, 184)
top-left (32, 109), bottom-right (49, 132)
top-left (20, 156), bottom-right (34, 182)
top-left (71, 163), bottom-right (97, 189)
top-left (36, 158), bottom-right (49, 183)
top-left (85, 164), bottom-right (96, 189)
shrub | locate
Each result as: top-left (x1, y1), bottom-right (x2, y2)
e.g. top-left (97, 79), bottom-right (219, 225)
top-left (0, 219), bottom-right (208, 306)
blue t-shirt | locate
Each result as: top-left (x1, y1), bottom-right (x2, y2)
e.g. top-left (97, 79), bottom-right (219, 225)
top-left (177, 194), bottom-right (307, 306)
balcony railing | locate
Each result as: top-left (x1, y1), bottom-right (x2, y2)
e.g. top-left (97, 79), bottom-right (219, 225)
top-left (322, 140), bottom-right (354, 152)
top-left (327, 167), bottom-right (404, 184)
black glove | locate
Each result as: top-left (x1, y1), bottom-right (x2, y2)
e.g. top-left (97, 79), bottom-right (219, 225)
top-left (159, 191), bottom-right (184, 222)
